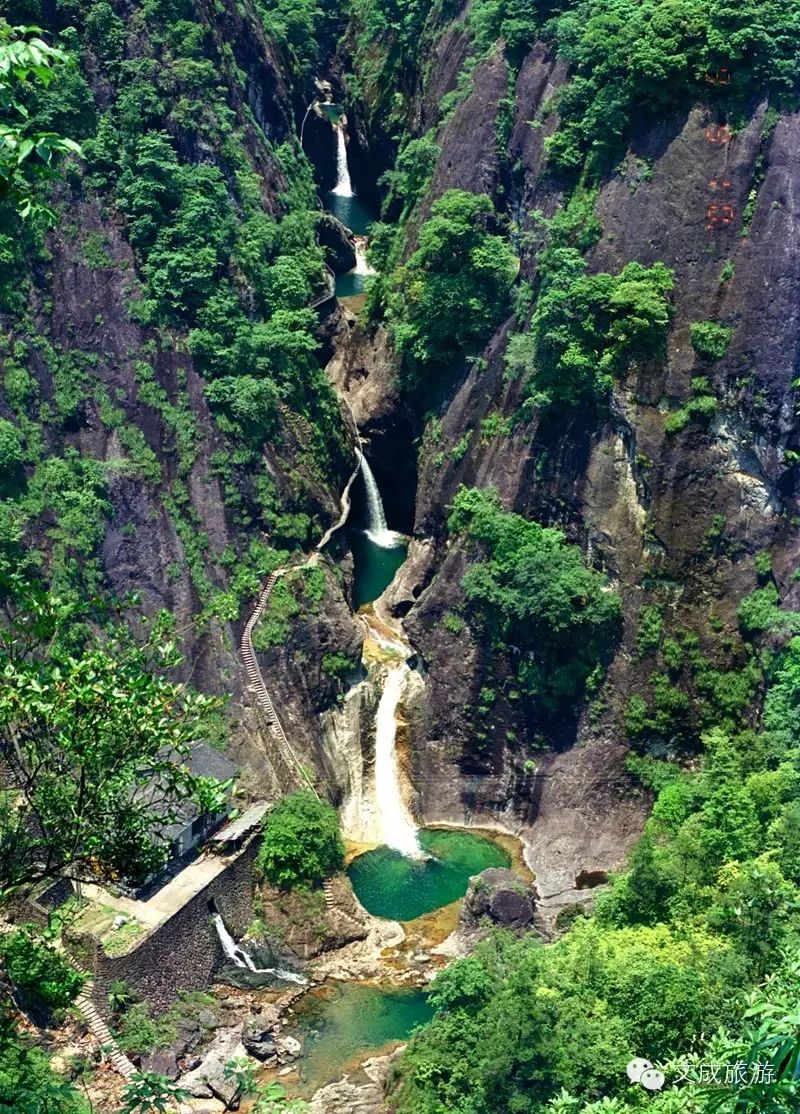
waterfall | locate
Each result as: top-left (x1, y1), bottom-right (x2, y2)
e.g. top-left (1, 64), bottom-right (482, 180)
top-left (212, 914), bottom-right (307, 985)
top-left (359, 451), bottom-right (398, 548)
top-left (353, 236), bottom-right (375, 277)
top-left (374, 665), bottom-right (421, 857)
top-left (331, 124), bottom-right (353, 198)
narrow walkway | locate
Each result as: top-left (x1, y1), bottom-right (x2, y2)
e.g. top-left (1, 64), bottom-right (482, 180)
top-left (75, 982), bottom-right (136, 1080)
top-left (241, 570), bottom-right (318, 796)
top-left (241, 393), bottom-right (362, 794)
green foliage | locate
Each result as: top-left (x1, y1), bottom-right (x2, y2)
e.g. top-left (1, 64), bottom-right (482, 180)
top-left (119, 1072), bottom-right (186, 1114)
top-left (322, 652), bottom-right (353, 682)
top-left (114, 1005), bottom-right (178, 1057)
top-left (506, 248), bottom-right (673, 412)
top-left (0, 418), bottom-right (23, 478)
top-left (545, 0), bottom-right (800, 177)
top-left (1, 927), bottom-right (84, 1011)
top-left (0, 23), bottom-right (82, 219)
top-left (691, 320), bottom-right (733, 360)
top-left (0, 1010), bottom-right (85, 1112)
top-left (635, 604), bottom-right (662, 657)
top-left (393, 921), bottom-right (743, 1112)
top-left (380, 131), bottom-right (439, 218)
top-left (738, 583), bottom-right (786, 636)
top-left (387, 191), bottom-right (516, 393)
top-left (256, 0), bottom-right (326, 79)
top-left (442, 612), bottom-right (464, 634)
top-left (256, 790), bottom-right (344, 890)
top-left (468, 0), bottom-right (541, 62)
top-left (665, 377), bottom-right (718, 434)
top-left (0, 580), bottom-right (229, 897)
top-left (448, 487), bottom-right (621, 722)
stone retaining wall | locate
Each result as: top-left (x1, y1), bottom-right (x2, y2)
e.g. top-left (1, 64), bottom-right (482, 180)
top-left (80, 838), bottom-right (260, 1018)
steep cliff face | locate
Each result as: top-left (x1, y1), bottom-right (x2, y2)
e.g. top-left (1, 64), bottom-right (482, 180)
top-left (0, 0), bottom-right (360, 783)
top-left (332, 22), bottom-right (800, 897)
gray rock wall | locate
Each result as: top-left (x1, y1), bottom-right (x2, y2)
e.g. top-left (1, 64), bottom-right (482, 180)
top-left (84, 839), bottom-right (259, 1019)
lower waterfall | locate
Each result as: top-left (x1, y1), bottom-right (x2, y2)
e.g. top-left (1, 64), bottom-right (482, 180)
top-left (359, 451), bottom-right (399, 548)
top-left (212, 913), bottom-right (307, 985)
top-left (374, 665), bottom-right (421, 857)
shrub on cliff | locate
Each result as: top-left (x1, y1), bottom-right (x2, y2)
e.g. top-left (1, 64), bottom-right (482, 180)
top-left (691, 320), bottom-right (733, 360)
top-left (257, 790), bottom-right (344, 890)
top-left (387, 190), bottom-right (517, 394)
top-left (448, 486), bottom-right (621, 721)
top-left (506, 247), bottom-right (674, 412)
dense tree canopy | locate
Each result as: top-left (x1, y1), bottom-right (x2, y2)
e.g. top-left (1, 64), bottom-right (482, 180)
top-left (388, 190), bottom-right (517, 393)
top-left (546, 0), bottom-right (800, 175)
top-left (449, 487), bottom-right (621, 722)
top-left (506, 247), bottom-right (674, 412)
top-left (0, 580), bottom-right (230, 897)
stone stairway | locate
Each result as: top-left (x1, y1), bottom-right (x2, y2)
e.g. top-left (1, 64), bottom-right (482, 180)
top-left (241, 569), bottom-right (319, 797)
top-left (323, 879), bottom-right (336, 909)
top-left (75, 983), bottom-right (136, 1080)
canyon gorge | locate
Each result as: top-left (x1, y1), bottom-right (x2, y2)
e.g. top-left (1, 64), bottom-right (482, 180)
top-left (2, 0), bottom-right (800, 1111)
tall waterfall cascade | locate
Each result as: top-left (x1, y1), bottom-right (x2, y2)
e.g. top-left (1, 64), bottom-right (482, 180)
top-left (332, 124), bottom-right (353, 197)
top-left (359, 451), bottom-right (399, 548)
top-left (212, 913), bottom-right (307, 984)
top-left (374, 665), bottom-right (422, 857)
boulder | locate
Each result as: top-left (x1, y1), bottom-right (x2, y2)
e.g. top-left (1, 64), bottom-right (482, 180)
top-left (178, 1026), bottom-right (247, 1106)
top-left (242, 1017), bottom-right (278, 1062)
top-left (141, 1048), bottom-right (180, 1080)
top-left (317, 212), bottom-right (357, 274)
top-left (278, 1034), bottom-right (303, 1061)
top-left (460, 868), bottom-right (537, 933)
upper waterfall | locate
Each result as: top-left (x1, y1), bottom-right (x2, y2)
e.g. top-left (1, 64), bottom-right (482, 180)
top-left (374, 665), bottom-right (421, 857)
top-left (331, 124), bottom-right (353, 197)
top-left (359, 451), bottom-right (398, 548)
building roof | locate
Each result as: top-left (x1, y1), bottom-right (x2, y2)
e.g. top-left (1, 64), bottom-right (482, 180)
top-left (140, 742), bottom-right (238, 844)
top-left (210, 801), bottom-right (270, 845)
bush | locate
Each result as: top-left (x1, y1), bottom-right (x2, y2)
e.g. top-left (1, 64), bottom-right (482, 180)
top-left (448, 486), bottom-right (621, 721)
top-left (114, 1003), bottom-right (177, 1056)
top-left (691, 321), bottom-right (733, 360)
top-left (257, 790), bottom-right (344, 889)
top-left (387, 191), bottom-right (517, 392)
top-left (1, 928), bottom-right (85, 1012)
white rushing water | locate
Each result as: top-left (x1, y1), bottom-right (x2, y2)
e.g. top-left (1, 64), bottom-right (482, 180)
top-left (374, 665), bottom-right (422, 857)
top-left (353, 236), bottom-right (375, 276)
top-left (331, 124), bottom-right (353, 197)
top-left (212, 913), bottom-right (307, 985)
top-left (359, 451), bottom-right (398, 548)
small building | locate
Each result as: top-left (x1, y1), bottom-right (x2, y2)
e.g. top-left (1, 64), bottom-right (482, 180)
top-left (126, 742), bottom-right (238, 898)
top-left (159, 743), bottom-right (238, 860)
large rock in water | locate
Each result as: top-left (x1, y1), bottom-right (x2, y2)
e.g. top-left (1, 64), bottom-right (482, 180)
top-left (460, 869), bottom-right (537, 933)
top-left (317, 212), bottom-right (357, 273)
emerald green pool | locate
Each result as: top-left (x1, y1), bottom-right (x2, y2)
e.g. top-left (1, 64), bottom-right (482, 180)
top-left (349, 828), bottom-right (510, 921)
top-left (293, 982), bottom-right (433, 1095)
top-left (349, 527), bottom-right (407, 609)
top-left (325, 190), bottom-right (374, 236)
